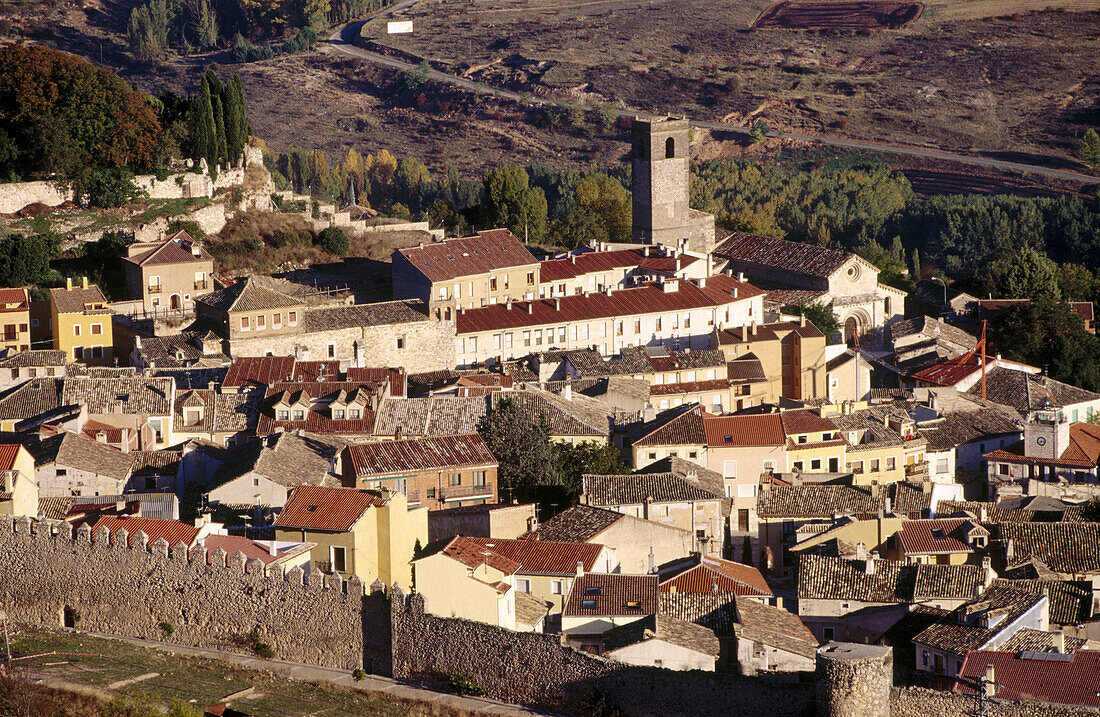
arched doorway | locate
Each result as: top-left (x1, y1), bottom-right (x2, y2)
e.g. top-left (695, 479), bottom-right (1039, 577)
top-left (844, 317), bottom-right (860, 346)
top-left (170, 294), bottom-right (182, 311)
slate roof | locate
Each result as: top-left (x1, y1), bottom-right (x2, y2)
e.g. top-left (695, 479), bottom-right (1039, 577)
top-left (463, 536), bottom-right (607, 575)
top-left (913, 585), bottom-right (1046, 656)
top-left (197, 277), bottom-right (305, 313)
top-left (29, 432), bottom-right (134, 483)
top-left (0, 350), bottom-right (66, 369)
top-left (50, 284), bottom-right (109, 314)
top-left (373, 396), bottom-right (487, 437)
top-left (301, 300), bottom-right (427, 332)
top-left (346, 434), bottom-right (496, 477)
top-left (397, 229), bottom-right (537, 283)
top-left (602, 614), bottom-right (720, 658)
top-left (563, 573), bottom-right (659, 619)
top-left (997, 522), bottom-right (1100, 575)
top-left (733, 594), bottom-right (817, 659)
top-left (0, 378), bottom-right (64, 420)
top-left (136, 332), bottom-right (229, 369)
top-left (797, 554), bottom-right (983, 602)
top-left (62, 376), bottom-right (174, 415)
top-left (968, 367), bottom-right (1100, 414)
top-left (212, 432), bottom-right (343, 490)
top-left (456, 274), bottom-right (763, 335)
top-left (713, 232), bottom-right (851, 278)
top-left (955, 650), bottom-right (1100, 707)
top-left (659, 556), bottom-right (772, 598)
top-left (532, 504), bottom-right (627, 543)
top-left (889, 315), bottom-right (977, 350)
top-left (582, 471), bottom-right (722, 506)
top-left (124, 232), bottom-right (212, 266)
top-left (273, 485), bottom-right (386, 532)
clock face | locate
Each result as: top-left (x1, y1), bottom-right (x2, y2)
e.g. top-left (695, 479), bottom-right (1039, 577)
top-left (1036, 436), bottom-right (1047, 446)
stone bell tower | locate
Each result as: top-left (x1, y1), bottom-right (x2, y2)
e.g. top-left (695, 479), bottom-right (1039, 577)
top-left (631, 116), bottom-right (716, 253)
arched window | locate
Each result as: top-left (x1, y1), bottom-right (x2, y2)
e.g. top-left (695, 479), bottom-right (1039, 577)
top-left (884, 296), bottom-right (891, 315)
top-left (665, 137), bottom-right (675, 158)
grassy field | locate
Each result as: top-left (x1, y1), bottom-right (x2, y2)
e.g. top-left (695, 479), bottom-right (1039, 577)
top-left (7, 627), bottom-right (409, 716)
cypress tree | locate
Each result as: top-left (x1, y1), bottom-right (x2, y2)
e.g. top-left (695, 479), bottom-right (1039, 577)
top-left (232, 76), bottom-right (251, 149)
top-left (221, 80), bottom-right (246, 165)
top-left (190, 81), bottom-right (218, 177)
top-left (211, 89), bottom-right (227, 166)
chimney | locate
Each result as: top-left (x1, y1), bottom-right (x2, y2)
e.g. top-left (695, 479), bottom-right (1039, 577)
top-left (1054, 629), bottom-right (1065, 654)
top-left (571, 255), bottom-right (577, 264)
top-left (732, 287), bottom-right (739, 299)
top-left (979, 505), bottom-right (987, 523)
top-left (268, 540), bottom-right (278, 557)
top-left (134, 336), bottom-right (142, 349)
top-left (554, 298), bottom-right (561, 310)
top-left (526, 303), bottom-right (533, 314)
top-left (984, 664), bottom-right (996, 698)
top-left (1005, 538), bottom-right (1014, 564)
top-left (66, 277), bottom-right (73, 291)
top-left (864, 555), bottom-right (875, 575)
top-left (855, 541), bottom-right (867, 561)
top-left (699, 277), bottom-right (706, 289)
top-left (527, 515), bottom-right (537, 532)
top-left (116, 500), bottom-right (126, 512)
top-left (737, 272), bottom-right (745, 282)
top-left (800, 314), bottom-right (806, 327)
top-left (648, 547), bottom-right (656, 574)
top-left (563, 384), bottom-right (572, 401)
top-left (751, 323), bottom-right (757, 336)
top-left (82, 276), bottom-right (88, 290)
top-left (506, 298), bottom-right (512, 310)
top-left (675, 257), bottom-right (682, 272)
top-left (775, 596), bottom-right (784, 610)
top-left (576, 561), bottom-right (584, 577)
top-left (605, 287), bottom-right (613, 297)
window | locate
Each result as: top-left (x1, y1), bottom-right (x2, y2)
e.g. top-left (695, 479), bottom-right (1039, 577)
top-left (149, 275), bottom-right (161, 292)
top-left (722, 460), bottom-right (737, 478)
top-left (334, 409), bottom-right (345, 420)
top-left (327, 344), bottom-right (335, 358)
top-left (516, 578), bottom-right (531, 593)
top-left (793, 461), bottom-right (804, 472)
top-left (648, 452), bottom-right (657, 461)
top-left (810, 459), bottom-right (822, 471)
top-left (689, 451), bottom-right (697, 459)
top-left (473, 470), bottom-right (486, 486)
top-left (526, 271), bottom-right (535, 285)
top-left (397, 337), bottom-right (405, 350)
top-left (349, 408), bottom-right (360, 419)
top-left (56, 469), bottom-right (67, 477)
top-left (277, 410), bottom-right (289, 421)
top-left (45, 368), bottom-right (54, 376)
top-left (289, 311), bottom-right (297, 325)
top-left (935, 458), bottom-right (949, 474)
top-left (241, 316), bottom-right (250, 331)
top-left (73, 346), bottom-right (84, 360)
top-left (534, 330), bottom-right (542, 346)
top-left (655, 317), bottom-right (662, 331)
top-left (633, 319), bottom-right (641, 334)
top-left (665, 137), bottom-right (675, 158)
top-left (332, 546), bottom-right (347, 573)
top-left (921, 651), bottom-right (929, 667)
top-left (438, 286), bottom-right (448, 300)
top-left (851, 460), bottom-right (864, 475)
top-left (490, 277), bottom-right (497, 291)
top-left (824, 627), bottom-right (835, 642)
top-left (998, 463), bottom-right (1010, 476)
top-left (523, 331), bottom-right (531, 347)
top-left (292, 410), bottom-right (304, 421)
top-left (30, 318), bottom-right (38, 328)
top-left (253, 478), bottom-right (260, 487)
top-left (453, 284), bottom-right (460, 299)
top-left (886, 457), bottom-right (896, 471)
top-left (469, 337), bottom-right (477, 353)
top-left (273, 313), bottom-right (282, 329)
top-left (870, 458), bottom-right (880, 473)
top-left (90, 346), bottom-right (103, 358)
top-left (427, 487), bottom-right (436, 498)
top-left (255, 314), bottom-right (265, 330)
top-left (73, 324), bottom-right (81, 337)
top-left (448, 473), bottom-right (461, 486)
top-left (797, 435), bottom-right (807, 444)
top-left (551, 580), bottom-right (563, 595)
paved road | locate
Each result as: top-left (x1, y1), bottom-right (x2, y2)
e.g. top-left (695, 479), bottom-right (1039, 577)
top-left (327, 21), bottom-right (1099, 185)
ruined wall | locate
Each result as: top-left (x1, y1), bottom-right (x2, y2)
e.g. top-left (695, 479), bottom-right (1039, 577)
top-left (0, 515), bottom-right (390, 672)
top-left (390, 590), bottom-right (813, 716)
top-left (0, 180), bottom-right (73, 214)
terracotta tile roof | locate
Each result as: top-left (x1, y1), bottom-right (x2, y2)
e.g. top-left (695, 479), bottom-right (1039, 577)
top-left (990, 579), bottom-right (1093, 627)
top-left (659, 592), bottom-right (738, 636)
top-left (955, 650), bottom-right (1100, 707)
top-left (919, 410), bottom-right (1022, 452)
top-left (779, 409), bottom-right (838, 436)
top-left (397, 229), bottom-right (537, 283)
top-left (727, 356), bottom-right (768, 383)
top-left (897, 518), bottom-right (986, 556)
top-left (464, 536), bottom-right (606, 575)
top-left (50, 284), bottom-right (109, 314)
top-left (659, 556), bottom-right (772, 597)
top-left (429, 534), bottom-right (521, 574)
top-left (633, 404), bottom-right (706, 446)
top-left (714, 232), bottom-right (851, 278)
top-left (273, 485), bottom-right (386, 532)
top-left (703, 413), bottom-right (785, 447)
top-left (456, 274), bottom-right (763, 335)
top-left (997, 522), bottom-right (1100, 575)
top-left (202, 534), bottom-right (314, 566)
top-left (290, 361), bottom-right (341, 382)
top-left (223, 356), bottom-right (297, 389)
top-left (602, 613), bottom-right (720, 657)
top-left (0, 350), bottom-right (66, 368)
top-left (797, 554), bottom-right (983, 603)
top-left (0, 443), bottom-right (22, 471)
top-left (636, 455), bottom-right (725, 496)
top-left (913, 585), bottom-right (1046, 656)
top-left (38, 495), bottom-right (72, 520)
top-left (539, 247), bottom-right (698, 283)
top-left (346, 367), bottom-right (406, 397)
top-left (135, 331), bottom-right (230, 369)
top-left (0, 288), bottom-right (29, 312)
top-left (530, 503), bottom-right (625, 543)
top-left (0, 378), bottom-right (64, 420)
top-left (197, 277), bottom-right (305, 313)
top-left (86, 515), bottom-right (199, 547)
top-left (936, 500), bottom-right (1042, 524)
top-left (968, 367), bottom-right (1100, 414)
top-left (124, 232), bottom-right (213, 267)
top-left (346, 434), bottom-right (496, 477)
top-left (582, 471), bottom-right (722, 506)
top-left (29, 432), bottom-right (134, 483)
top-left (997, 627), bottom-right (1089, 654)
top-left (62, 376), bottom-right (173, 416)
top-left (256, 381), bottom-right (381, 436)
top-left (758, 484), bottom-right (882, 519)
top-left (733, 594), bottom-right (817, 654)
top-left (716, 320), bottom-right (824, 345)
top-left (563, 573), bottom-right (658, 618)
top-left (890, 315), bottom-right (976, 349)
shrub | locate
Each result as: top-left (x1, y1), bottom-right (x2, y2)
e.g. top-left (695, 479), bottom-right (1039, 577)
top-left (316, 226), bottom-right (349, 256)
top-left (166, 219), bottom-right (205, 240)
top-left (352, 668), bottom-right (366, 682)
top-left (444, 673), bottom-right (486, 696)
top-left (158, 621), bottom-right (174, 636)
top-left (582, 688), bottom-right (623, 717)
top-left (298, 230), bottom-right (313, 244)
top-left (749, 120), bottom-right (770, 144)
top-left (80, 167), bottom-right (146, 208)
top-left (245, 627), bottom-right (275, 659)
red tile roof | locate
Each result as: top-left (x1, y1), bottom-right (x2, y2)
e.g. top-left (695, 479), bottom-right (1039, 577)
top-left (563, 573), bottom-right (659, 618)
top-left (0, 288), bottom-right (29, 313)
top-left (397, 229), bottom-right (537, 283)
top-left (346, 434), bottom-right (496, 477)
top-left (0, 444), bottom-right (22, 471)
top-left (436, 535), bottom-right (521, 574)
top-left (660, 557), bottom-right (772, 597)
top-left (539, 248), bottom-right (698, 283)
top-left (911, 352), bottom-right (984, 386)
top-left (292, 361), bottom-right (342, 382)
top-left (464, 536), bottom-right (606, 576)
top-left (202, 534), bottom-right (308, 565)
top-left (897, 519), bottom-right (985, 556)
top-left (123, 232), bottom-right (213, 267)
top-left (223, 356), bottom-right (297, 389)
top-left (779, 409), bottom-right (838, 436)
top-left (346, 367), bottom-right (406, 396)
top-left (984, 423), bottom-right (1100, 468)
top-left (273, 485), bottom-right (386, 532)
top-left (87, 515), bottom-right (200, 547)
top-left (702, 414), bottom-right (785, 447)
top-left (955, 650), bottom-right (1100, 707)
top-left (455, 274), bottom-right (763, 335)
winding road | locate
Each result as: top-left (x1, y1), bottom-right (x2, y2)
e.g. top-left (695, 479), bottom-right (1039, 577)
top-left (327, 20), bottom-right (1098, 185)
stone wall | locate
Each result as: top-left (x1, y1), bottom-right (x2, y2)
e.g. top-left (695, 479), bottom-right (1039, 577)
top-left (815, 643), bottom-right (892, 717)
top-left (892, 687), bottom-right (1100, 717)
top-left (0, 515), bottom-right (386, 671)
top-left (390, 589), bottom-right (814, 716)
top-left (0, 180), bottom-right (73, 214)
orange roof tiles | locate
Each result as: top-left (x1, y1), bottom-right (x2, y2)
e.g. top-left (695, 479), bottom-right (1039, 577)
top-left (539, 247), bottom-right (698, 283)
top-left (0, 288), bottom-right (29, 312)
top-left (563, 573), bottom-right (658, 618)
top-left (223, 356), bottom-right (297, 388)
top-left (660, 557), bottom-right (772, 597)
top-left (897, 519), bottom-right (984, 556)
top-left (87, 515), bottom-right (200, 547)
top-left (439, 535), bottom-right (521, 574)
top-left (0, 444), bottom-right (22, 471)
top-left (273, 485), bottom-right (386, 532)
top-left (464, 536), bottom-right (606, 575)
top-left (397, 229), bottom-right (537, 283)
top-left (124, 232), bottom-right (213, 266)
top-left (346, 434), bottom-right (496, 477)
top-left (956, 650), bottom-right (1100, 707)
top-left (703, 413), bottom-right (785, 447)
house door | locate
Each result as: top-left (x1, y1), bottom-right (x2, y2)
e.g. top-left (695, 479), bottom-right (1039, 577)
top-left (738, 509), bottom-right (749, 532)
top-left (933, 654), bottom-right (944, 675)
top-left (829, 457), bottom-right (839, 472)
top-left (844, 317), bottom-right (859, 346)
top-left (170, 294), bottom-right (182, 310)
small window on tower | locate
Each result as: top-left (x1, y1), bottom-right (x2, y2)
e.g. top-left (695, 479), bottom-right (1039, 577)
top-left (665, 137), bottom-right (675, 158)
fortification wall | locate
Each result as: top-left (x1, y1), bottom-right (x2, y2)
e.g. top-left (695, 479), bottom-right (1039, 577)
top-left (390, 590), bottom-right (813, 716)
top-left (0, 515), bottom-right (389, 672)
top-left (0, 180), bottom-right (73, 214)
top-left (892, 687), bottom-right (1100, 717)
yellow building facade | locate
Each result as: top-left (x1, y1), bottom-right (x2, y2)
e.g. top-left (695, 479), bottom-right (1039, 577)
top-left (50, 278), bottom-right (113, 365)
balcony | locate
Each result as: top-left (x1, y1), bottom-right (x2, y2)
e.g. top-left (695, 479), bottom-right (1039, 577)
top-left (441, 482), bottom-right (493, 502)
top-left (147, 285), bottom-right (162, 294)
top-left (905, 461), bottom-right (929, 477)
top-left (194, 281), bottom-right (208, 291)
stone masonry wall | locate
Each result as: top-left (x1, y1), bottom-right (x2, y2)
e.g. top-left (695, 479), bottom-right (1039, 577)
top-left (390, 590), bottom-right (814, 717)
top-left (892, 687), bottom-right (1100, 717)
top-left (0, 515), bottom-right (389, 672)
